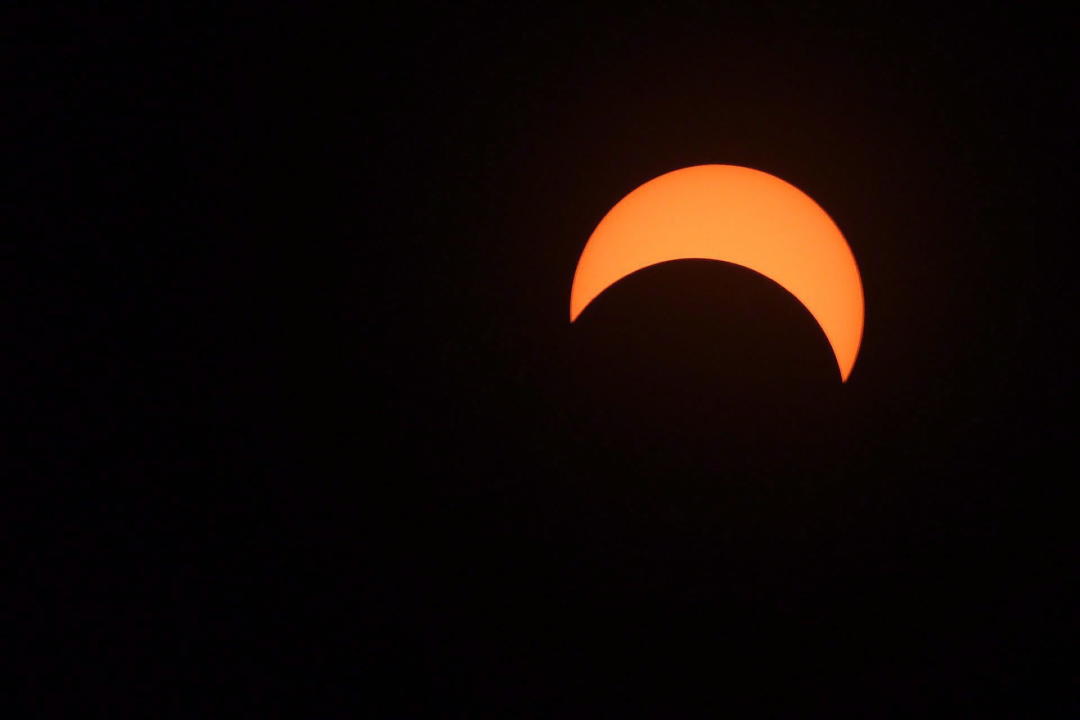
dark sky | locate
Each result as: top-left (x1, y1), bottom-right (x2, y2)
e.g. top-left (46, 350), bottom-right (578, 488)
top-left (11, 4), bottom-right (1077, 716)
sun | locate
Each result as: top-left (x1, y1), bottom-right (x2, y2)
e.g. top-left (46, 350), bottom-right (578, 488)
top-left (570, 165), bottom-right (864, 381)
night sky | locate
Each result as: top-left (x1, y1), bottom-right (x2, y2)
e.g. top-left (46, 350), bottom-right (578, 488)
top-left (11, 4), bottom-right (1076, 716)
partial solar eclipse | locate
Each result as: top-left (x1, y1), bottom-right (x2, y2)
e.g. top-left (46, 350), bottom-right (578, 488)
top-left (570, 165), bottom-right (865, 381)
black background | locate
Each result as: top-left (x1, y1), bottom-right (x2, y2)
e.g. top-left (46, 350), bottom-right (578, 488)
top-left (11, 3), bottom-right (1077, 716)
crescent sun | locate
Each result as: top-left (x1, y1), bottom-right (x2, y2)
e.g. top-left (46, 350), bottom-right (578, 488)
top-left (569, 165), bottom-right (865, 382)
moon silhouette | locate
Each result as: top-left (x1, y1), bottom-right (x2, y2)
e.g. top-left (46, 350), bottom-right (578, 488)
top-left (570, 165), bottom-right (865, 381)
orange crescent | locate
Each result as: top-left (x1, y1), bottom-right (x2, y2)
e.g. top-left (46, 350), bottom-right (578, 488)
top-left (570, 165), bottom-right (865, 381)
